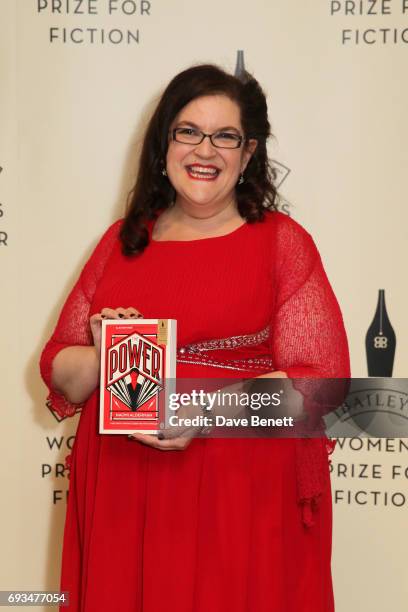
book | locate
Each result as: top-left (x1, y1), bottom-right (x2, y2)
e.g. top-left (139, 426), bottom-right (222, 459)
top-left (99, 319), bottom-right (177, 434)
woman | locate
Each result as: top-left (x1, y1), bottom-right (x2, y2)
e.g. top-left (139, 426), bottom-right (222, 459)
top-left (40, 64), bottom-right (350, 612)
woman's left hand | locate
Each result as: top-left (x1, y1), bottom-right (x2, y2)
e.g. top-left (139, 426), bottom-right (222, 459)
top-left (128, 427), bottom-right (198, 451)
top-left (128, 371), bottom-right (296, 448)
top-left (128, 403), bottom-right (202, 450)
top-left (256, 370), bottom-right (288, 378)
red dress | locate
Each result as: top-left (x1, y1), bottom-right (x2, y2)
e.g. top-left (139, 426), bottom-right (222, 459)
top-left (40, 210), bottom-right (350, 612)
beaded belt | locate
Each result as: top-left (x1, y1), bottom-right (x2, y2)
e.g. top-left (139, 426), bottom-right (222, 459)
top-left (177, 324), bottom-right (338, 529)
top-left (177, 325), bottom-right (274, 373)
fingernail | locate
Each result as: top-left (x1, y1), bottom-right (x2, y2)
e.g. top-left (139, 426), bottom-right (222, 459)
top-left (127, 434), bottom-right (134, 440)
top-left (118, 313), bottom-right (124, 318)
top-left (157, 433), bottom-right (165, 440)
top-left (101, 314), bottom-right (106, 318)
top-left (137, 314), bottom-right (143, 318)
top-left (129, 313), bottom-right (136, 318)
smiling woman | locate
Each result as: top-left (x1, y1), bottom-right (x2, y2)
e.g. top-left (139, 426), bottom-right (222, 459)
top-left (40, 63), bottom-right (350, 612)
top-left (119, 64), bottom-right (278, 251)
top-left (164, 95), bottom-right (257, 220)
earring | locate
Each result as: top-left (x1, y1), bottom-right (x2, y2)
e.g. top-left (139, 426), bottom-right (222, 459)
top-left (161, 168), bottom-right (167, 177)
top-left (238, 173), bottom-right (244, 185)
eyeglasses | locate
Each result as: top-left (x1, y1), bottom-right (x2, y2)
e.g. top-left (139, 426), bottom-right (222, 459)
top-left (171, 127), bottom-right (244, 149)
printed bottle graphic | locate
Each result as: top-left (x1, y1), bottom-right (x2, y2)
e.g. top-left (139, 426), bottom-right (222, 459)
top-left (125, 371), bottom-right (144, 411)
top-left (235, 50), bottom-right (245, 78)
top-left (365, 289), bottom-right (396, 376)
top-left (234, 49), bottom-right (291, 192)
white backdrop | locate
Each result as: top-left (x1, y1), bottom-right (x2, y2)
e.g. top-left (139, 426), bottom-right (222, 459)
top-left (1, 1), bottom-right (407, 610)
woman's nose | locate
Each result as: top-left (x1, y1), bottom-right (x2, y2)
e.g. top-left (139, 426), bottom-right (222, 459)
top-left (194, 135), bottom-right (217, 157)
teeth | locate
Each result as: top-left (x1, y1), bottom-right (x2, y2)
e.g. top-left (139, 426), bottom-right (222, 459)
top-left (187, 166), bottom-right (218, 175)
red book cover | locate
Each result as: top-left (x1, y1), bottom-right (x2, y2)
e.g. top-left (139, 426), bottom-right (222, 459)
top-left (99, 319), bottom-right (177, 434)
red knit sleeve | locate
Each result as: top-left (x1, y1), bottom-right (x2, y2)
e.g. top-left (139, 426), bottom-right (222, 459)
top-left (40, 220), bottom-right (122, 419)
top-left (270, 215), bottom-right (350, 420)
top-left (269, 215), bottom-right (351, 526)
top-left (271, 215), bottom-right (350, 378)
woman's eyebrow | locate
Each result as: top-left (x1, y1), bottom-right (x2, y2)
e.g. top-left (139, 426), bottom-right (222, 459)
top-left (175, 120), bottom-right (241, 133)
top-left (174, 121), bottom-right (201, 129)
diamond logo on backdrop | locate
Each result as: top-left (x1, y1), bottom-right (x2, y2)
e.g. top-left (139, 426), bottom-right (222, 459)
top-left (272, 161), bottom-right (291, 188)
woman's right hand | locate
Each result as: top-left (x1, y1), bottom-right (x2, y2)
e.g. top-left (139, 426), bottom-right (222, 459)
top-left (51, 307), bottom-right (143, 406)
top-left (90, 307), bottom-right (143, 355)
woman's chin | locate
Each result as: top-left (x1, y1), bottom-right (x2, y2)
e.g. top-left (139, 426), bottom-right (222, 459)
top-left (176, 189), bottom-right (233, 211)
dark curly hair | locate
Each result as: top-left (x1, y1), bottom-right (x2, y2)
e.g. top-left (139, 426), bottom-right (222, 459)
top-left (120, 63), bottom-right (279, 256)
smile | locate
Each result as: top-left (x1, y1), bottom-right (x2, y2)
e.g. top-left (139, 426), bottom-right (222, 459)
top-left (185, 164), bottom-right (220, 181)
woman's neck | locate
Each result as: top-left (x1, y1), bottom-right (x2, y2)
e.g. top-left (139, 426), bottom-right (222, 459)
top-left (152, 200), bottom-right (244, 241)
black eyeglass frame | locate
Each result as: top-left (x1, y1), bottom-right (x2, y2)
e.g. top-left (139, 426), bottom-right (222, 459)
top-left (170, 127), bottom-right (245, 149)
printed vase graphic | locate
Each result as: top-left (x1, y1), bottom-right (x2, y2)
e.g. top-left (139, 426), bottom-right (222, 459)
top-left (235, 49), bottom-right (245, 78)
top-left (365, 289), bottom-right (396, 377)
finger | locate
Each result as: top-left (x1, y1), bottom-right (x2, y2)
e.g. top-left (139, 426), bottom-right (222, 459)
top-left (128, 432), bottom-right (191, 451)
top-left (257, 371), bottom-right (288, 379)
top-left (89, 313), bottom-right (103, 325)
top-left (115, 307), bottom-right (127, 319)
top-left (160, 436), bottom-right (193, 450)
top-left (89, 314), bottom-right (103, 336)
top-left (100, 308), bottom-right (121, 319)
top-left (154, 437), bottom-right (191, 450)
top-left (160, 424), bottom-right (202, 442)
top-left (160, 425), bottom-right (193, 440)
top-left (124, 307), bottom-right (143, 319)
top-left (128, 432), bottom-right (164, 448)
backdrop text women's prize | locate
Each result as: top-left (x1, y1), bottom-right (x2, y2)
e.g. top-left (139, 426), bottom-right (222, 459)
top-left (99, 319), bottom-right (177, 434)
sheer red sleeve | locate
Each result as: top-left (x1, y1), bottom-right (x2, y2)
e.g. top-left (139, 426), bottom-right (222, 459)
top-left (39, 221), bottom-right (122, 419)
top-left (271, 215), bottom-right (350, 381)
top-left (269, 215), bottom-right (351, 526)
